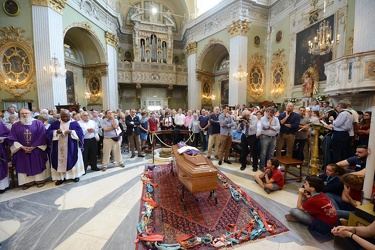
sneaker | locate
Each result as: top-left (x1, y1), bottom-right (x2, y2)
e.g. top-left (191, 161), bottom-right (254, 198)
top-left (285, 214), bottom-right (299, 222)
top-left (264, 188), bottom-right (271, 194)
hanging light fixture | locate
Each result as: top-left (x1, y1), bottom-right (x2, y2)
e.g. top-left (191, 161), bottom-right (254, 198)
top-left (308, 20), bottom-right (338, 56)
top-left (233, 64), bottom-right (248, 81)
top-left (44, 54), bottom-right (65, 77)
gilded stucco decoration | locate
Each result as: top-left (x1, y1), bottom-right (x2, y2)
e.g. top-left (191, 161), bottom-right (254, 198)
top-left (105, 31), bottom-right (118, 48)
top-left (30, 0), bottom-right (67, 14)
top-left (270, 49), bottom-right (288, 99)
top-left (196, 70), bottom-right (214, 105)
top-left (186, 42), bottom-right (197, 56)
top-left (227, 19), bottom-right (251, 38)
top-left (0, 26), bottom-right (34, 97)
top-left (247, 53), bottom-right (265, 101)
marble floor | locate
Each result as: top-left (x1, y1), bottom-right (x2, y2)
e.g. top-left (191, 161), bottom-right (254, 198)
top-left (0, 151), bottom-right (344, 250)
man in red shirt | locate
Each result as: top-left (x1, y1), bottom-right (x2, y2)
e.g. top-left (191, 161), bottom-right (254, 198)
top-left (254, 158), bottom-right (284, 194)
top-left (285, 176), bottom-right (339, 241)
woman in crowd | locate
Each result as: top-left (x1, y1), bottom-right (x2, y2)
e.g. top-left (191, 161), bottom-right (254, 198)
top-left (358, 111), bottom-right (371, 146)
top-left (139, 112), bottom-right (149, 151)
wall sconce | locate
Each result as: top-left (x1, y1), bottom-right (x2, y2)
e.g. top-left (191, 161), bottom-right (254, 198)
top-left (271, 87), bottom-right (284, 94)
top-left (233, 64), bottom-right (248, 81)
top-left (44, 54), bottom-right (66, 77)
top-left (202, 94), bottom-right (216, 100)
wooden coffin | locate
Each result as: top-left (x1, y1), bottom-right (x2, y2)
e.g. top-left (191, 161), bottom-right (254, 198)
top-left (172, 145), bottom-right (218, 193)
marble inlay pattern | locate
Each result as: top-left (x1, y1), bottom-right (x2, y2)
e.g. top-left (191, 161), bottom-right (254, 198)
top-left (0, 152), bottom-right (340, 250)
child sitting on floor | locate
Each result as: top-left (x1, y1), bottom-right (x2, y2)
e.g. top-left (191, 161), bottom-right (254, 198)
top-left (254, 158), bottom-right (284, 194)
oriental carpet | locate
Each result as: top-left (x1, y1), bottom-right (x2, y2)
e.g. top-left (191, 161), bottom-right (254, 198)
top-left (136, 164), bottom-right (289, 249)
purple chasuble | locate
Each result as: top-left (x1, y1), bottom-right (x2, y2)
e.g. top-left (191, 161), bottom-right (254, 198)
top-left (46, 120), bottom-right (84, 172)
top-left (0, 121), bottom-right (10, 180)
top-left (8, 120), bottom-right (48, 176)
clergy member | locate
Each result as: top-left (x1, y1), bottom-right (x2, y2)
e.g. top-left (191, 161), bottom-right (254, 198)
top-left (0, 120), bottom-right (10, 193)
top-left (8, 108), bottom-right (49, 189)
top-left (46, 109), bottom-right (85, 185)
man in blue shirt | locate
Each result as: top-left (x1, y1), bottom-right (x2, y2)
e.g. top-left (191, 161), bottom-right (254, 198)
top-left (198, 109), bottom-right (210, 152)
top-left (275, 103), bottom-right (300, 157)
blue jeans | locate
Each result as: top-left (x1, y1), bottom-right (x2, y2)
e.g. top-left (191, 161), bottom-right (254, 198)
top-left (200, 131), bottom-right (208, 151)
top-left (325, 193), bottom-right (354, 219)
top-left (290, 207), bottom-right (313, 225)
top-left (260, 135), bottom-right (276, 170)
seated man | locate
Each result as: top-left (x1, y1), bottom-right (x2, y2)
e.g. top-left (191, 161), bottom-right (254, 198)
top-left (231, 128), bottom-right (243, 155)
top-left (337, 145), bottom-right (368, 172)
top-left (285, 176), bottom-right (338, 242)
top-left (254, 158), bottom-right (284, 194)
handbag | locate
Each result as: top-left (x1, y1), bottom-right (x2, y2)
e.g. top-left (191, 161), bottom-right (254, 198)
top-left (111, 127), bottom-right (121, 141)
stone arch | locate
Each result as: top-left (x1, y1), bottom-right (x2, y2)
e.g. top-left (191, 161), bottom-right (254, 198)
top-left (197, 38), bottom-right (229, 72)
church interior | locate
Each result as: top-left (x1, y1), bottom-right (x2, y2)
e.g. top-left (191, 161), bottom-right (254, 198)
top-left (1, 0), bottom-right (375, 249)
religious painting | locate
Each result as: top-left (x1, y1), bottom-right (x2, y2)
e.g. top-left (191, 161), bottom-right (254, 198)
top-left (221, 79), bottom-right (229, 105)
top-left (65, 70), bottom-right (75, 104)
top-left (253, 36), bottom-right (260, 47)
top-left (275, 30), bottom-right (283, 43)
top-left (294, 15), bottom-right (334, 86)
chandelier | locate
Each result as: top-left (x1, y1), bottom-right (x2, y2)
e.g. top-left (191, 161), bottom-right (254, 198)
top-left (44, 54), bottom-right (65, 77)
top-left (233, 64), bottom-right (248, 81)
top-left (308, 20), bottom-right (338, 56)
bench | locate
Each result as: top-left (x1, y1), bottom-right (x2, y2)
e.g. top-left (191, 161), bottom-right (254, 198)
top-left (275, 156), bottom-right (303, 183)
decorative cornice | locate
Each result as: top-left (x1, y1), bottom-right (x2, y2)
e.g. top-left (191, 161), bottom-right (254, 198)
top-left (186, 42), bottom-right (197, 56)
top-left (105, 31), bottom-right (118, 48)
top-left (30, 0), bottom-right (67, 15)
top-left (83, 63), bottom-right (108, 78)
top-left (227, 19), bottom-right (251, 38)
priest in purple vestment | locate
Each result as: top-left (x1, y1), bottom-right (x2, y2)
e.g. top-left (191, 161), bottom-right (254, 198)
top-left (46, 109), bottom-right (85, 185)
top-left (8, 108), bottom-right (49, 189)
top-left (0, 121), bottom-right (10, 193)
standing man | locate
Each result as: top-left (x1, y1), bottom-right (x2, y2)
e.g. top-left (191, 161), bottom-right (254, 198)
top-left (125, 109), bottom-right (144, 158)
top-left (9, 108), bottom-right (49, 189)
top-left (329, 100), bottom-right (353, 163)
top-left (218, 106), bottom-right (234, 165)
top-left (79, 111), bottom-right (100, 173)
top-left (91, 110), bottom-right (103, 159)
top-left (207, 106), bottom-right (221, 160)
top-left (294, 106), bottom-right (309, 161)
top-left (101, 110), bottom-right (124, 171)
top-left (259, 107), bottom-right (280, 171)
top-left (46, 109), bottom-right (85, 185)
top-left (239, 110), bottom-right (259, 171)
top-left (275, 102), bottom-right (300, 157)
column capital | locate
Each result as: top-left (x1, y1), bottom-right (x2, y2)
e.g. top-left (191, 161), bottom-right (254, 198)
top-left (227, 19), bottom-right (251, 38)
top-left (186, 42), bottom-right (197, 56)
top-left (105, 31), bottom-right (118, 48)
top-left (30, 0), bottom-right (67, 14)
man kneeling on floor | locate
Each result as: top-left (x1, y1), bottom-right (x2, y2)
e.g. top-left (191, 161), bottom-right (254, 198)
top-left (254, 158), bottom-right (284, 194)
top-left (285, 175), bottom-right (339, 242)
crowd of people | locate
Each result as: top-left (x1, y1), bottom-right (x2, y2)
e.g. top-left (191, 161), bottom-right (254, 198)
top-left (0, 99), bottom-right (373, 248)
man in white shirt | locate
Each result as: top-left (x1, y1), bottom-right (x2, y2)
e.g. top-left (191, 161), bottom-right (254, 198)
top-left (79, 111), bottom-right (100, 173)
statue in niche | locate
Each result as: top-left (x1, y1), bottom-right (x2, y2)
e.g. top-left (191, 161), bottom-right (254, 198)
top-left (302, 63), bottom-right (319, 97)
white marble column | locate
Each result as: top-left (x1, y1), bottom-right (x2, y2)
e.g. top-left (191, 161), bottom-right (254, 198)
top-left (353, 0), bottom-right (375, 53)
top-left (102, 32), bottom-right (119, 110)
top-left (363, 103), bottom-right (375, 200)
top-left (186, 42), bottom-right (201, 110)
top-left (32, 5), bottom-right (67, 109)
top-left (227, 20), bottom-right (251, 107)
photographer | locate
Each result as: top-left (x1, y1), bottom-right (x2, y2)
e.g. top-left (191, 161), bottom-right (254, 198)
top-left (238, 110), bottom-right (258, 171)
top-left (254, 158), bottom-right (284, 194)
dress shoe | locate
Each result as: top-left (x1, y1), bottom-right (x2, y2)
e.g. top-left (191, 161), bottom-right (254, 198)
top-left (138, 154), bottom-right (145, 157)
top-left (130, 155), bottom-right (136, 158)
top-left (240, 166), bottom-right (246, 171)
top-left (252, 168), bottom-right (258, 172)
top-left (207, 156), bottom-right (211, 159)
top-left (224, 160), bottom-right (232, 164)
top-left (218, 161), bottom-right (222, 165)
top-left (55, 180), bottom-right (64, 186)
top-left (74, 178), bottom-right (80, 182)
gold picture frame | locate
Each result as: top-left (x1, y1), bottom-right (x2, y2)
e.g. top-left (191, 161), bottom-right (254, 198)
top-left (2, 0), bottom-right (20, 17)
top-left (276, 30), bottom-right (283, 43)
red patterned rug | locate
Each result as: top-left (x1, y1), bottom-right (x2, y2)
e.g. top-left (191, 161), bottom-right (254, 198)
top-left (136, 164), bottom-right (289, 249)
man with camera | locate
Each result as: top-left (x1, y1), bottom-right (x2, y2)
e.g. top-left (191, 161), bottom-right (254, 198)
top-left (238, 110), bottom-right (258, 171)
